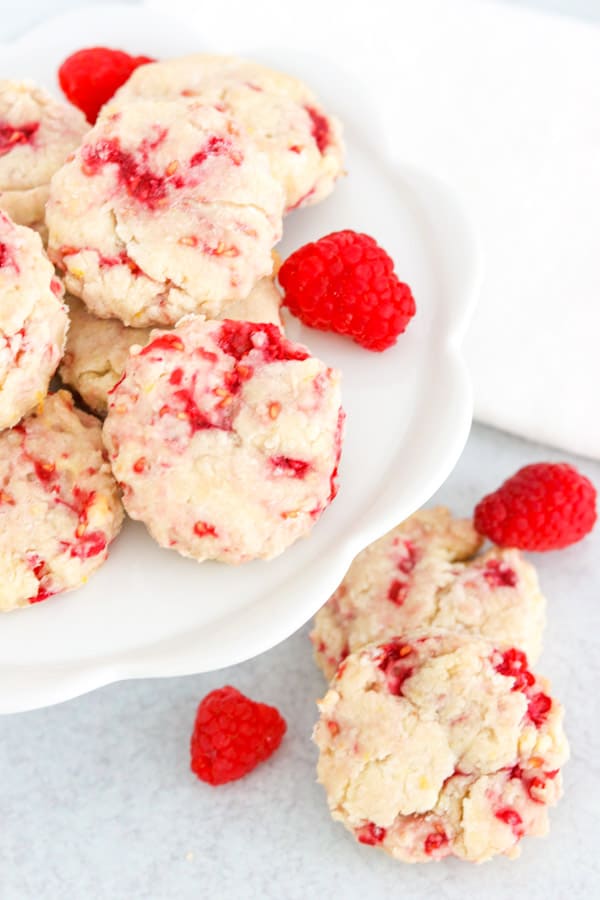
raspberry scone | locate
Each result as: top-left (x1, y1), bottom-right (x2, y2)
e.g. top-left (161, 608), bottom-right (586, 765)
top-left (0, 211), bottom-right (68, 430)
top-left (0, 390), bottom-right (124, 611)
top-left (59, 276), bottom-right (283, 415)
top-left (103, 318), bottom-right (344, 563)
top-left (47, 99), bottom-right (284, 327)
top-left (112, 55), bottom-right (344, 212)
top-left (312, 507), bottom-right (546, 679)
top-left (0, 80), bottom-right (87, 233)
top-left (314, 632), bottom-right (569, 863)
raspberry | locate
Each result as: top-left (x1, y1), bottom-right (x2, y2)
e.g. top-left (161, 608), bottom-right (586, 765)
top-left (474, 463), bottom-right (596, 551)
top-left (58, 47), bottom-right (154, 123)
top-left (278, 230), bottom-right (416, 351)
top-left (190, 686), bottom-right (287, 785)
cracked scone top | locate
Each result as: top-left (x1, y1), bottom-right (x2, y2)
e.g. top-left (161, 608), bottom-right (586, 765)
top-left (112, 54), bottom-right (344, 212)
top-left (0, 210), bottom-right (68, 430)
top-left (312, 507), bottom-right (546, 679)
top-left (0, 391), bottom-right (124, 611)
top-left (60, 276), bottom-right (284, 415)
top-left (314, 631), bottom-right (569, 864)
top-left (103, 318), bottom-right (344, 563)
top-left (0, 80), bottom-right (88, 232)
top-left (47, 99), bottom-right (285, 326)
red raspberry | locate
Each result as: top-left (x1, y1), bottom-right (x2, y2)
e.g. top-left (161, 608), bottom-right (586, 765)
top-left (475, 463), bottom-right (596, 551)
top-left (190, 686), bottom-right (287, 785)
top-left (278, 230), bottom-right (416, 351)
top-left (58, 47), bottom-right (155, 123)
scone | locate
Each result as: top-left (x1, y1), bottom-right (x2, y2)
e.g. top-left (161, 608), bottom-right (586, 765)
top-left (0, 390), bottom-right (124, 611)
top-left (103, 318), bottom-right (344, 563)
top-left (0, 210), bottom-right (68, 430)
top-left (312, 507), bottom-right (546, 678)
top-left (59, 275), bottom-right (284, 415)
top-left (314, 631), bottom-right (569, 863)
top-left (47, 98), bottom-right (285, 326)
top-left (0, 80), bottom-right (87, 233)
top-left (112, 54), bottom-right (344, 212)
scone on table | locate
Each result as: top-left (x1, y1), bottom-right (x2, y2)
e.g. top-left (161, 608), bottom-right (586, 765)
top-left (112, 54), bottom-right (344, 212)
top-left (312, 507), bottom-right (547, 678)
top-left (0, 390), bottom-right (124, 612)
top-left (0, 210), bottom-right (68, 430)
top-left (0, 80), bottom-right (88, 234)
top-left (60, 275), bottom-right (284, 416)
top-left (47, 98), bottom-right (285, 326)
top-left (103, 317), bottom-right (344, 564)
top-left (314, 631), bottom-right (569, 863)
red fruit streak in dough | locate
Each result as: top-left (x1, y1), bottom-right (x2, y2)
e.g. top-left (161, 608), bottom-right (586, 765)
top-left (193, 521), bottom-right (218, 538)
top-left (58, 245), bottom-right (143, 277)
top-left (140, 333), bottom-right (185, 356)
top-left (190, 135), bottom-right (242, 167)
top-left (305, 106), bottom-right (330, 154)
top-left (484, 559), bottom-right (517, 587)
top-left (494, 648), bottom-right (535, 693)
top-left (68, 531), bottom-right (107, 559)
top-left (377, 641), bottom-right (415, 696)
top-left (387, 579), bottom-right (408, 605)
top-left (81, 137), bottom-right (170, 209)
top-left (217, 321), bottom-right (309, 363)
top-left (424, 832), bottom-right (449, 856)
top-left (0, 120), bottom-right (39, 157)
top-left (356, 823), bottom-right (386, 846)
top-left (0, 242), bottom-right (18, 270)
top-left (270, 456), bottom-right (311, 478)
top-left (495, 808), bottom-right (525, 838)
top-left (398, 540), bottom-right (419, 574)
top-left (527, 692), bottom-right (552, 727)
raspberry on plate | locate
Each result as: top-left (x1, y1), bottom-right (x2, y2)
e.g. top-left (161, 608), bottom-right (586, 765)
top-left (278, 229), bottom-right (416, 351)
top-left (58, 47), bottom-right (154, 123)
top-left (191, 686), bottom-right (287, 785)
top-left (474, 463), bottom-right (597, 551)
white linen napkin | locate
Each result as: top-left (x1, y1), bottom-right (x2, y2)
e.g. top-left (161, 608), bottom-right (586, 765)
top-left (146, 0), bottom-right (600, 458)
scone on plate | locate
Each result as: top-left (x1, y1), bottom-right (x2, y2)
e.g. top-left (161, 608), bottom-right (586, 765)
top-left (112, 54), bottom-right (344, 212)
top-left (0, 80), bottom-right (87, 235)
top-left (0, 390), bottom-right (124, 611)
top-left (103, 317), bottom-right (344, 563)
top-left (47, 99), bottom-right (285, 326)
top-left (59, 275), bottom-right (284, 415)
top-left (0, 210), bottom-right (68, 430)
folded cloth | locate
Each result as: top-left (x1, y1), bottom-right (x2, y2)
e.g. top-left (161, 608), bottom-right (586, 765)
top-left (147, 0), bottom-right (600, 458)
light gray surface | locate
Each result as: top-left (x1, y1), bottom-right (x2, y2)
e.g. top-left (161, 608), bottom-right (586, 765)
top-left (1, 3), bottom-right (599, 899)
top-left (2, 423), bottom-right (599, 900)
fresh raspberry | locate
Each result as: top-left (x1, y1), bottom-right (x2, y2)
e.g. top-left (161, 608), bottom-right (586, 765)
top-left (190, 686), bottom-right (287, 785)
top-left (58, 47), bottom-right (155, 123)
top-left (474, 463), bottom-right (596, 551)
top-left (278, 230), bottom-right (416, 351)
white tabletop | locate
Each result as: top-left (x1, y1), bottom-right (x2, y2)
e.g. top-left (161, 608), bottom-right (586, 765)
top-left (1, 3), bottom-right (599, 899)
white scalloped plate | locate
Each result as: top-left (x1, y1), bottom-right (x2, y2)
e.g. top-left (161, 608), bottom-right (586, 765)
top-left (0, 4), bottom-right (482, 713)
